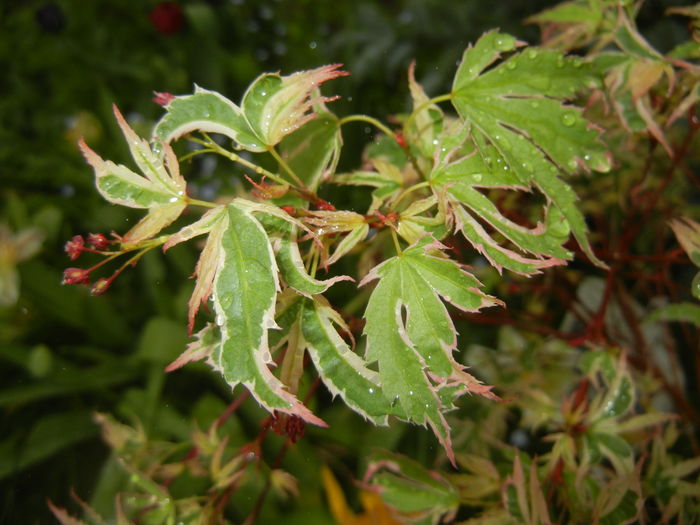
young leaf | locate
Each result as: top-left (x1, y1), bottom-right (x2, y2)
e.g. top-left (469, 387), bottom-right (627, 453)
top-left (451, 31), bottom-right (610, 267)
top-left (275, 234), bottom-right (352, 296)
top-left (79, 106), bottom-right (187, 245)
top-left (333, 160), bottom-right (403, 213)
top-left (406, 61), bottom-right (445, 163)
top-left (154, 65), bottom-right (346, 153)
top-left (300, 295), bottom-right (395, 424)
top-left (212, 203), bottom-right (324, 426)
top-left (304, 210), bottom-right (370, 266)
top-left (163, 205), bottom-right (228, 332)
top-left (364, 451), bottom-right (459, 523)
top-left (430, 130), bottom-right (572, 274)
top-left (153, 86), bottom-right (265, 151)
top-left (276, 111), bottom-right (342, 192)
top-left (165, 323), bottom-right (219, 372)
top-left (241, 64), bottom-right (348, 148)
top-left (361, 237), bottom-right (500, 461)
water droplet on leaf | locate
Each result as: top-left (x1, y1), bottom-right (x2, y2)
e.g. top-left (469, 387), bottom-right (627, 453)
top-left (561, 112), bottom-right (576, 127)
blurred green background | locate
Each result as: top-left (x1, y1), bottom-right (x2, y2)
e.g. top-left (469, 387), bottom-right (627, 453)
top-left (0, 1), bottom-right (693, 523)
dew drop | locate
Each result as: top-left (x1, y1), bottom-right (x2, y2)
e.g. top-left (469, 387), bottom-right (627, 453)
top-left (368, 387), bottom-right (375, 394)
top-left (495, 35), bottom-right (514, 50)
top-left (527, 49), bottom-right (538, 59)
top-left (309, 41), bottom-right (317, 50)
top-left (506, 60), bottom-right (516, 70)
top-left (530, 100), bottom-right (540, 109)
top-left (432, 139), bottom-right (439, 146)
top-left (259, 90), bottom-right (267, 97)
top-left (472, 174), bottom-right (483, 183)
top-left (572, 58), bottom-right (583, 68)
top-left (567, 158), bottom-right (578, 171)
top-left (521, 161), bottom-right (532, 172)
top-left (561, 112), bottom-right (576, 127)
top-left (168, 196), bottom-right (179, 203)
top-left (409, 390), bottom-right (414, 396)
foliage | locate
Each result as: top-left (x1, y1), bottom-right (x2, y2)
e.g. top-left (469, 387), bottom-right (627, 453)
top-left (3, 1), bottom-right (700, 524)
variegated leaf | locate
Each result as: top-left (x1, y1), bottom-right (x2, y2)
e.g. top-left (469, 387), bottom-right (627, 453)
top-left (79, 106), bottom-right (187, 245)
top-left (154, 66), bottom-right (347, 153)
top-left (212, 203), bottom-right (324, 426)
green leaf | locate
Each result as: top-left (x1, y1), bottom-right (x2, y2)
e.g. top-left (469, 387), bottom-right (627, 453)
top-left (304, 210), bottom-right (370, 265)
top-left (333, 159), bottom-right (403, 213)
top-left (645, 302), bottom-right (700, 327)
top-left (153, 86), bottom-right (264, 151)
top-left (365, 451), bottom-right (459, 523)
top-left (80, 106), bottom-right (187, 244)
top-left (406, 61), bottom-right (444, 162)
top-left (212, 203), bottom-right (324, 426)
top-left (276, 235), bottom-right (352, 296)
top-left (431, 129), bottom-right (573, 274)
top-left (451, 31), bottom-right (610, 267)
top-left (241, 64), bottom-right (347, 148)
top-left (0, 410), bottom-right (98, 480)
top-left (300, 295), bottom-right (394, 424)
top-left (277, 111), bottom-right (342, 192)
top-left (669, 217), bottom-right (700, 268)
top-left (361, 237), bottom-right (499, 461)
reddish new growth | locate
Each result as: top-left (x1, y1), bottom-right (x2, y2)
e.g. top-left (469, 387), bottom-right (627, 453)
top-left (61, 232), bottom-right (123, 295)
top-left (153, 91), bottom-right (176, 107)
top-left (244, 175), bottom-right (289, 200)
top-left (64, 235), bottom-right (84, 260)
top-left (64, 233), bottom-right (113, 260)
top-left (62, 267), bottom-right (90, 285)
top-left (270, 413), bottom-right (306, 444)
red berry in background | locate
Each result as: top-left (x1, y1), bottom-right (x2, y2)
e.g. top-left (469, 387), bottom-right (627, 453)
top-left (150, 2), bottom-right (184, 35)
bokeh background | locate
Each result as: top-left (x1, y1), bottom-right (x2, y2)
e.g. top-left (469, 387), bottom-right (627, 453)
top-left (0, 1), bottom-right (693, 523)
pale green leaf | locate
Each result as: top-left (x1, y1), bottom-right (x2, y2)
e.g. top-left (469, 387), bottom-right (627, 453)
top-left (276, 235), bottom-right (352, 296)
top-left (212, 203), bottom-right (324, 425)
top-left (365, 451), bottom-right (459, 522)
top-left (669, 217), bottom-right (700, 268)
top-left (451, 31), bottom-right (610, 267)
top-left (277, 111), bottom-right (342, 192)
top-left (153, 86), bottom-right (264, 151)
top-left (241, 64), bottom-right (348, 147)
top-left (304, 210), bottom-right (370, 266)
top-left (166, 323), bottom-right (219, 372)
top-left (333, 161), bottom-right (403, 213)
top-left (163, 205), bottom-right (227, 251)
top-left (406, 61), bottom-right (444, 162)
top-left (80, 107), bottom-right (187, 244)
top-left (645, 302), bottom-right (700, 327)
